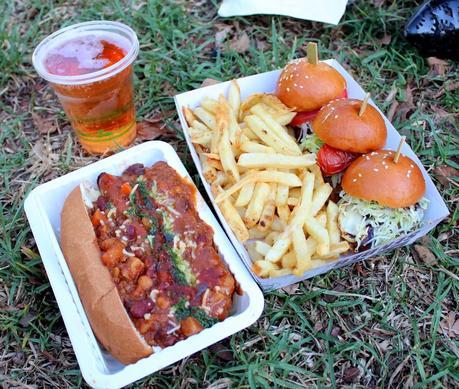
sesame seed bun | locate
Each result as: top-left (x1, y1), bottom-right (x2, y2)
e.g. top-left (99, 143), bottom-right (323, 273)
top-left (276, 59), bottom-right (346, 112)
top-left (312, 98), bottom-right (387, 153)
top-left (342, 150), bottom-right (426, 208)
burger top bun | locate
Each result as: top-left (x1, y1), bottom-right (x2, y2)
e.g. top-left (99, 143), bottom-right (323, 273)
top-left (342, 150), bottom-right (426, 208)
top-left (312, 98), bottom-right (387, 154)
top-left (276, 59), bottom-right (346, 112)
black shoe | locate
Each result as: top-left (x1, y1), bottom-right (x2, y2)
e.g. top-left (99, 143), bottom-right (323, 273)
top-left (404, 0), bottom-right (459, 60)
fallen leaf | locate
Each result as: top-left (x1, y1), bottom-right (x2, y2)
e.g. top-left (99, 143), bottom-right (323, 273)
top-left (229, 32), bottom-right (250, 53)
top-left (384, 86), bottom-right (398, 103)
top-left (201, 78), bottom-right (221, 88)
top-left (413, 244), bottom-right (437, 265)
top-left (433, 165), bottom-right (459, 187)
top-left (12, 352), bottom-right (25, 365)
top-left (453, 320), bottom-right (459, 336)
top-left (209, 342), bottom-right (234, 361)
top-left (215, 25), bottom-right (232, 48)
top-left (433, 81), bottom-right (459, 98)
top-left (323, 284), bottom-right (346, 302)
top-left (32, 112), bottom-right (57, 134)
top-left (372, 0), bottom-right (386, 6)
top-left (404, 84), bottom-right (414, 107)
top-left (280, 283), bottom-right (299, 295)
top-left (378, 339), bottom-right (391, 352)
top-left (437, 232), bottom-right (450, 242)
top-left (430, 105), bottom-right (456, 125)
top-left (256, 39), bottom-right (268, 51)
top-left (387, 99), bottom-right (399, 122)
top-left (19, 311), bottom-right (36, 327)
top-left (355, 263), bottom-right (368, 277)
top-left (427, 57), bottom-right (449, 77)
top-left (445, 81), bottom-right (459, 92)
top-left (439, 312), bottom-right (459, 338)
top-left (379, 34), bottom-right (392, 45)
top-left (342, 366), bottom-right (360, 383)
top-left (136, 119), bottom-right (173, 141)
top-left (42, 350), bottom-right (57, 362)
top-left (419, 235), bottom-right (432, 247)
top-left (314, 321), bottom-right (324, 332)
top-left (331, 327), bottom-right (341, 337)
top-left (27, 7), bottom-right (39, 20)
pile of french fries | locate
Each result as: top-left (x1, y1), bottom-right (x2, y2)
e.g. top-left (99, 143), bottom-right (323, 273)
top-left (183, 80), bottom-right (350, 278)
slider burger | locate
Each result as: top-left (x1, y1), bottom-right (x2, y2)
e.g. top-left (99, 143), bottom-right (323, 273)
top-left (276, 56), bottom-right (347, 127)
top-left (60, 162), bottom-right (236, 364)
top-left (338, 150), bottom-right (427, 249)
top-left (312, 98), bottom-right (388, 175)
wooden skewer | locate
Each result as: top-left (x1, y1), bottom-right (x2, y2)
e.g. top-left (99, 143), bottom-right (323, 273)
top-left (359, 92), bottom-right (371, 117)
top-left (394, 136), bottom-right (406, 163)
top-left (307, 42), bottom-right (318, 65)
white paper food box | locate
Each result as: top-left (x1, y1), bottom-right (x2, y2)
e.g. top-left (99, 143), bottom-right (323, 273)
top-left (174, 59), bottom-right (450, 291)
top-left (24, 141), bottom-right (264, 388)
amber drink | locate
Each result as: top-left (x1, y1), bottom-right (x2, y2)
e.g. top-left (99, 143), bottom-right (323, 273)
top-left (33, 21), bottom-right (139, 154)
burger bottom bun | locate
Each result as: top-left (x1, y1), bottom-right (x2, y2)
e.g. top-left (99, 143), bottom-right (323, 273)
top-left (60, 186), bottom-right (152, 365)
top-left (342, 150), bottom-right (426, 208)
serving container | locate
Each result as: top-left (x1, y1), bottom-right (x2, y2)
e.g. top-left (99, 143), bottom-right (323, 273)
top-left (24, 141), bottom-right (264, 388)
top-left (174, 59), bottom-right (450, 291)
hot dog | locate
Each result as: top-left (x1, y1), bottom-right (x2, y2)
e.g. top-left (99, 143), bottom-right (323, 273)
top-left (60, 161), bottom-right (235, 364)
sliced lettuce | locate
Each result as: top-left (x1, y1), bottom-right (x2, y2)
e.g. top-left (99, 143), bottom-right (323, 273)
top-left (338, 192), bottom-right (428, 249)
top-left (299, 131), bottom-right (323, 154)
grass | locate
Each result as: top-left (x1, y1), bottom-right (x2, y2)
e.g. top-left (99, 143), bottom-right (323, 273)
top-left (1, 0), bottom-right (458, 387)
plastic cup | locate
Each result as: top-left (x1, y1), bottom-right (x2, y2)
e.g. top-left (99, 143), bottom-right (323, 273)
top-left (32, 21), bottom-right (139, 154)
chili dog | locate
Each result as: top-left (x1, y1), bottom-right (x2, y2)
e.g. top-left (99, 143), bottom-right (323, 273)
top-left (61, 162), bottom-right (236, 364)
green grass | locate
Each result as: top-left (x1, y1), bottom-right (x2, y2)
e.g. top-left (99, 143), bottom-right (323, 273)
top-left (1, 0), bottom-right (458, 387)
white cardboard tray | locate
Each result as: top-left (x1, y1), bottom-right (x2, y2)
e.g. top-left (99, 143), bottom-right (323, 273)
top-left (174, 59), bottom-right (450, 291)
top-left (24, 141), bottom-right (264, 388)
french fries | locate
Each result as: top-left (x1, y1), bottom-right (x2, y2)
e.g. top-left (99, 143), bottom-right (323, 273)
top-left (216, 96), bottom-right (240, 181)
top-left (240, 141), bottom-right (275, 154)
top-left (249, 104), bottom-right (302, 155)
top-left (244, 183), bottom-right (270, 228)
top-left (228, 80), bottom-right (241, 120)
top-left (214, 170), bottom-right (301, 203)
top-left (235, 181), bottom-right (255, 207)
top-left (219, 198), bottom-right (249, 242)
top-left (237, 153), bottom-right (315, 169)
top-left (326, 201), bottom-right (341, 245)
top-left (185, 80), bottom-right (351, 279)
top-left (244, 115), bottom-right (299, 155)
top-left (258, 187), bottom-right (276, 232)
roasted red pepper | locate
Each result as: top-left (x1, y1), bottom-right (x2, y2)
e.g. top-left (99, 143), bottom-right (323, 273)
top-left (290, 89), bottom-right (348, 126)
top-left (317, 144), bottom-right (359, 176)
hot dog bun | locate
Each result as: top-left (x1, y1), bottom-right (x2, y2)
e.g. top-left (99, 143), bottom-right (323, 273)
top-left (60, 186), bottom-right (152, 364)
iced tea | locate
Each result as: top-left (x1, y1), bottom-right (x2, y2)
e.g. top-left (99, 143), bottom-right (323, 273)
top-left (33, 22), bottom-right (139, 154)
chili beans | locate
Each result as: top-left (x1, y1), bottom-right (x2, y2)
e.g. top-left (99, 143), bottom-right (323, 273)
top-left (90, 162), bottom-right (236, 348)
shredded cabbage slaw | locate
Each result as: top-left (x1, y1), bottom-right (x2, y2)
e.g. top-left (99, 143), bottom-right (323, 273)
top-left (338, 192), bottom-right (428, 249)
top-left (299, 125), bottom-right (323, 154)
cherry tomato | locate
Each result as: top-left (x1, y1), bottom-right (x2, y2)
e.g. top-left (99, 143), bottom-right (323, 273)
top-left (290, 88), bottom-right (348, 126)
top-left (317, 144), bottom-right (359, 176)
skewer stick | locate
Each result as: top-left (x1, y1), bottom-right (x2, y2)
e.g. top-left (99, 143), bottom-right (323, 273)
top-left (359, 93), bottom-right (371, 117)
top-left (307, 42), bottom-right (318, 65)
top-left (393, 136), bottom-right (406, 163)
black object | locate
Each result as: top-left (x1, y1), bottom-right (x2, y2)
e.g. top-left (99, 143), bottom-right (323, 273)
top-left (404, 0), bottom-right (459, 60)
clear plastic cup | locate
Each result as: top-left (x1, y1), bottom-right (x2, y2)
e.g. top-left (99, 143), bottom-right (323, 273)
top-left (32, 21), bottom-right (139, 154)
